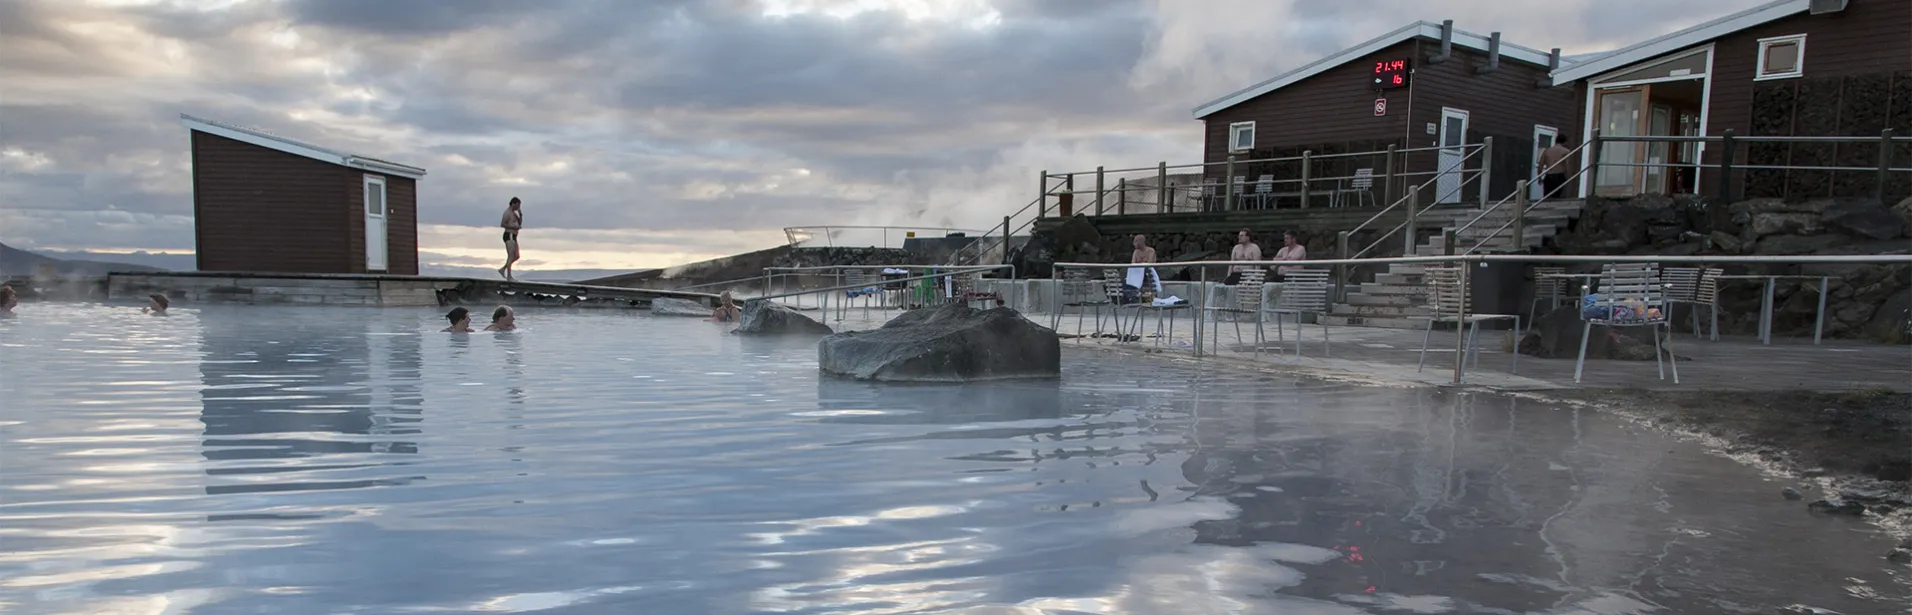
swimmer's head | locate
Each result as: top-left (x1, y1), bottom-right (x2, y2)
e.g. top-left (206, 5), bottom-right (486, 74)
top-left (446, 307), bottom-right (470, 327)
top-left (148, 294), bottom-right (169, 312)
top-left (491, 305), bottom-right (515, 327)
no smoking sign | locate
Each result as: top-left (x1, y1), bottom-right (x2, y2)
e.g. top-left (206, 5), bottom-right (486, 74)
top-left (1373, 98), bottom-right (1388, 116)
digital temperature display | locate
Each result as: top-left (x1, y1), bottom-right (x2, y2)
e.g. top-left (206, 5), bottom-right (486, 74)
top-left (1373, 59), bottom-right (1411, 89)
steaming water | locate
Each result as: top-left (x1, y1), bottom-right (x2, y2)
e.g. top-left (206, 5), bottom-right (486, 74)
top-left (0, 304), bottom-right (1905, 614)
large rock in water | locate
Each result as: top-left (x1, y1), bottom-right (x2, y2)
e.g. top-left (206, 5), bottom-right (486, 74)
top-left (733, 299), bottom-right (833, 335)
top-left (818, 303), bottom-right (1060, 382)
top-left (651, 297), bottom-right (712, 317)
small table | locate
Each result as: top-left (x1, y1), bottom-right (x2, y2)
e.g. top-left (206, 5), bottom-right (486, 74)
top-left (1121, 301), bottom-right (1190, 347)
top-left (1714, 274), bottom-right (1832, 345)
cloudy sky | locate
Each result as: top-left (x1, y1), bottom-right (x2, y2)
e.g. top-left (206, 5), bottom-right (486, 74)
top-left (1, 0), bottom-right (1758, 273)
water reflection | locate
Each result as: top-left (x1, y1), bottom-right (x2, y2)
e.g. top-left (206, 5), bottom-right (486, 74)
top-left (196, 314), bottom-right (424, 499)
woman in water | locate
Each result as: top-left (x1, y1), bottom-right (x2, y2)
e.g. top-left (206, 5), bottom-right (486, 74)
top-left (484, 305), bottom-right (517, 331)
top-left (443, 307), bottom-right (474, 332)
top-left (142, 294), bottom-right (169, 315)
top-left (710, 291), bottom-right (742, 322)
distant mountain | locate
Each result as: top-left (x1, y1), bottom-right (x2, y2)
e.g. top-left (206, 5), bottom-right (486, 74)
top-left (34, 249), bottom-right (195, 272)
top-left (0, 242), bottom-right (168, 277)
top-left (418, 263), bottom-right (654, 283)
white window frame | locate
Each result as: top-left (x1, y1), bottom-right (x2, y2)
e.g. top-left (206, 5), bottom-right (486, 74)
top-left (1228, 121), bottom-right (1256, 153)
top-left (1754, 34), bottom-right (1806, 81)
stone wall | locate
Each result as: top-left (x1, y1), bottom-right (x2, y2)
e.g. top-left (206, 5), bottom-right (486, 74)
top-left (1545, 195), bottom-right (1912, 342)
top-left (109, 273), bottom-right (446, 307)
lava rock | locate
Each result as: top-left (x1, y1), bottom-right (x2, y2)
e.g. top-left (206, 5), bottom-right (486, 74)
top-left (1822, 198), bottom-right (1906, 240)
top-left (732, 299), bottom-right (833, 336)
top-left (1889, 549), bottom-right (1912, 565)
top-left (1806, 498), bottom-right (1867, 515)
top-left (1783, 487), bottom-right (1804, 501)
top-left (818, 302), bottom-right (1059, 382)
top-left (651, 297), bottom-right (714, 317)
top-left (1517, 307), bottom-right (1686, 361)
top-left (1755, 234), bottom-right (1844, 255)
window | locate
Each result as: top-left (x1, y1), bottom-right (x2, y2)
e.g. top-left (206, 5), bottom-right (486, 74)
top-left (1228, 121), bottom-right (1255, 153)
top-left (1756, 34), bottom-right (1805, 80)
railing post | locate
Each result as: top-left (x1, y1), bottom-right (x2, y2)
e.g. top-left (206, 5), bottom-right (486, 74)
top-left (1479, 136), bottom-right (1494, 209)
top-left (1404, 189), bottom-right (1420, 255)
top-left (1443, 229), bottom-right (1456, 256)
top-left (1157, 161), bottom-right (1169, 213)
top-left (1195, 265), bottom-right (1206, 358)
top-left (1453, 260), bottom-right (1468, 385)
top-left (1037, 169), bottom-right (1048, 219)
top-left (1335, 230), bottom-right (1350, 303)
top-left (1513, 179), bottom-right (1529, 253)
top-left (1117, 177), bottom-right (1127, 215)
top-left (1878, 129), bottom-right (1896, 203)
top-left (1382, 144), bottom-right (1398, 207)
top-left (1223, 156), bottom-right (1237, 211)
top-left (1300, 150), bottom-right (1313, 209)
top-left (1716, 129), bottom-right (1735, 203)
top-left (1588, 130), bottom-right (1604, 199)
top-left (1002, 215), bottom-right (1013, 267)
top-left (1094, 166), bottom-right (1106, 216)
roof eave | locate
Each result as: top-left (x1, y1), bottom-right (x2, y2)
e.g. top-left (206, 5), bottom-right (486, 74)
top-left (178, 113), bottom-right (426, 178)
top-left (1192, 21), bottom-right (1559, 119)
top-left (1550, 0), bottom-right (1809, 83)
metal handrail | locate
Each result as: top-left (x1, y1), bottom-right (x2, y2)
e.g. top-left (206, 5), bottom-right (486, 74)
top-left (948, 192), bottom-right (1048, 267)
top-left (1346, 143), bottom-right (1485, 239)
top-left (1449, 141), bottom-right (1592, 238)
top-left (784, 225), bottom-right (989, 248)
top-left (1347, 168), bottom-right (1487, 261)
top-left (1346, 147), bottom-right (1491, 261)
top-left (1050, 142), bottom-right (1468, 177)
top-left (1457, 158), bottom-right (1600, 256)
top-left (754, 265), bottom-right (1012, 302)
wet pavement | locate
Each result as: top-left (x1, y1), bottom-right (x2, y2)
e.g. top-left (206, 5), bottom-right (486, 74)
top-left (0, 304), bottom-right (1907, 614)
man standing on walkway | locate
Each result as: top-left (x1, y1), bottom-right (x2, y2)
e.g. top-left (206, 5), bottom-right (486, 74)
top-left (1538, 136), bottom-right (1573, 199)
top-left (499, 197), bottom-right (523, 281)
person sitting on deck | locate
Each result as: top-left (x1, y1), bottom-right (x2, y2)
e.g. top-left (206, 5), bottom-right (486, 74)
top-left (1130, 234), bottom-right (1157, 264)
top-left (443, 307), bottom-right (474, 333)
top-left (710, 291), bottom-right (742, 322)
top-left (0, 285), bottom-right (17, 316)
top-left (1272, 231), bottom-right (1307, 281)
top-left (484, 305), bottom-right (517, 331)
top-left (143, 294), bottom-right (169, 316)
top-left (1225, 228), bottom-right (1264, 285)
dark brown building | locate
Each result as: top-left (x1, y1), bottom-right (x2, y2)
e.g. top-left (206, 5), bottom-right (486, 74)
top-left (180, 114), bottom-right (427, 275)
top-left (1551, 0), bottom-right (1912, 201)
top-left (1193, 21), bottom-right (1579, 208)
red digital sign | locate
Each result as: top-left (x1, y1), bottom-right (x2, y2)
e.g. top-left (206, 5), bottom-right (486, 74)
top-left (1373, 59), bottom-right (1411, 90)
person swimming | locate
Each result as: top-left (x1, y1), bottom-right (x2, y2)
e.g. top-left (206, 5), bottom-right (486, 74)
top-left (0, 285), bottom-right (18, 315)
top-left (443, 307), bottom-right (474, 332)
top-left (710, 291), bottom-right (742, 322)
top-left (142, 293), bottom-right (169, 315)
top-left (484, 305), bottom-right (517, 331)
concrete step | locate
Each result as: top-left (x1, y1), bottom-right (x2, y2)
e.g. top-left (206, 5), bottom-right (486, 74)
top-left (1352, 283), bottom-right (1425, 296)
top-left (1343, 292), bottom-right (1418, 307)
top-left (1331, 303), bottom-right (1431, 317)
top-left (1373, 272), bottom-right (1425, 285)
top-left (1321, 314), bottom-right (1426, 329)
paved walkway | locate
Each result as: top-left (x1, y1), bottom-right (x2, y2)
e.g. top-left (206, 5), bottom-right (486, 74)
top-left (816, 303), bottom-right (1912, 393)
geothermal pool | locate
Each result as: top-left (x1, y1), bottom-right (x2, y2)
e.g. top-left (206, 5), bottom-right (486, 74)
top-left (0, 304), bottom-right (1904, 614)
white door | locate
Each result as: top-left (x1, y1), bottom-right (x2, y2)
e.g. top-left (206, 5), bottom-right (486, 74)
top-left (1531, 125), bottom-right (1558, 200)
top-left (1435, 108), bottom-right (1469, 204)
top-left (364, 175), bottom-right (388, 272)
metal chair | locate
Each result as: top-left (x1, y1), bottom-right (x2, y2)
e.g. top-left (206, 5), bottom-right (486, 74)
top-left (1665, 267), bottom-right (1723, 340)
top-left (839, 268), bottom-right (880, 321)
top-left (1575, 263), bottom-right (1678, 384)
top-left (1053, 267), bottom-right (1113, 337)
top-left (1530, 266), bottom-right (1569, 318)
top-left (1417, 265), bottom-right (1522, 376)
top-left (1335, 168), bottom-right (1375, 208)
top-left (1253, 174), bottom-right (1275, 209)
top-left (1267, 269), bottom-right (1333, 357)
top-left (1230, 176), bottom-right (1248, 210)
top-left (952, 271), bottom-right (1000, 309)
top-left (1204, 269), bottom-right (1266, 355)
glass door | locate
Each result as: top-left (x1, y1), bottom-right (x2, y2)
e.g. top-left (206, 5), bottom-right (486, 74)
top-left (1647, 104), bottom-right (1673, 194)
top-left (1594, 88), bottom-right (1644, 196)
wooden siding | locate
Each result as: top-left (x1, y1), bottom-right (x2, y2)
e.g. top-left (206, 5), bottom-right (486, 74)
top-left (1409, 39), bottom-right (1581, 204)
top-left (191, 131), bottom-right (421, 275)
top-left (1201, 38), bottom-right (1577, 205)
top-left (191, 131), bottom-right (354, 273)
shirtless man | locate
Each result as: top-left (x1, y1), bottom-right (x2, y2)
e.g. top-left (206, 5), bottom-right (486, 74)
top-left (499, 197), bottom-right (524, 281)
top-left (1272, 231), bottom-right (1307, 280)
top-left (1130, 234), bottom-right (1156, 264)
top-left (1537, 136), bottom-right (1573, 199)
top-left (484, 305), bottom-right (517, 332)
top-left (1226, 229), bottom-right (1263, 285)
